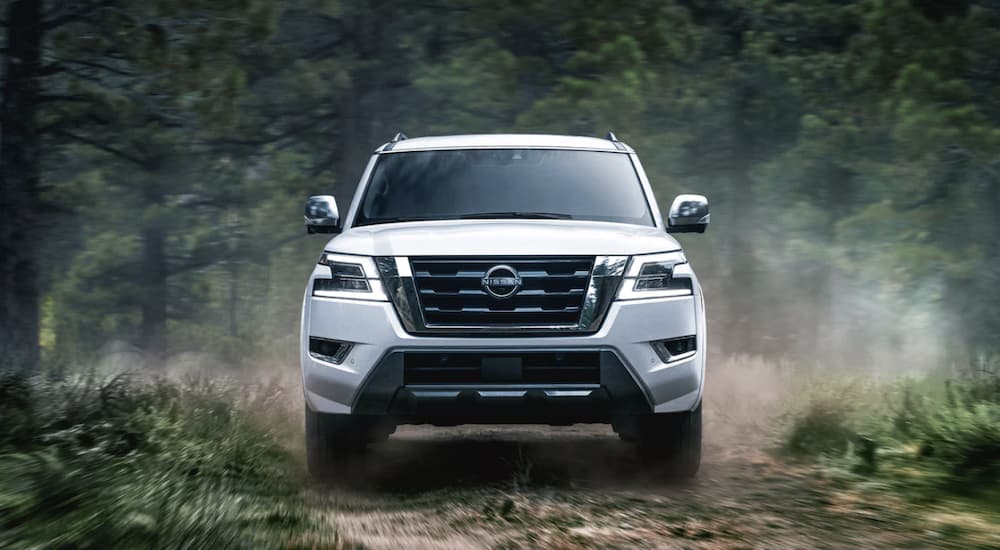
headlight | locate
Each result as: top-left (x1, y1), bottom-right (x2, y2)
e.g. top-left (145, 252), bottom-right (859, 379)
top-left (617, 251), bottom-right (693, 300)
top-left (313, 253), bottom-right (388, 300)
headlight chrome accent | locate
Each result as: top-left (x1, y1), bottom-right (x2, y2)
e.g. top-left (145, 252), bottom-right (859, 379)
top-left (618, 251), bottom-right (693, 300)
top-left (313, 253), bottom-right (388, 300)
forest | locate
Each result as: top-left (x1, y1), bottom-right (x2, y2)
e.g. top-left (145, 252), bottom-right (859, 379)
top-left (1, 0), bottom-right (997, 372)
top-left (1, 1), bottom-right (999, 548)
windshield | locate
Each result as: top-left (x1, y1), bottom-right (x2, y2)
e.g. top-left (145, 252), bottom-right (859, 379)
top-left (354, 149), bottom-right (654, 227)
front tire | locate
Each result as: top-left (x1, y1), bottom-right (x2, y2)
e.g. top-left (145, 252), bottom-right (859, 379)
top-left (628, 401), bottom-right (702, 478)
top-left (305, 406), bottom-right (392, 480)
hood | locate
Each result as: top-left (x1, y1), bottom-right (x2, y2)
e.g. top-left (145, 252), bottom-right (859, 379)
top-left (326, 220), bottom-right (681, 256)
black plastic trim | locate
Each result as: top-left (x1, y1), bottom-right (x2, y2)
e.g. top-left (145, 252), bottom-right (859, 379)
top-left (352, 349), bottom-right (651, 424)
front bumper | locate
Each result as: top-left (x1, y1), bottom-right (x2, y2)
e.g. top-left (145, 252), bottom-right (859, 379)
top-left (355, 350), bottom-right (649, 424)
top-left (300, 282), bottom-right (706, 418)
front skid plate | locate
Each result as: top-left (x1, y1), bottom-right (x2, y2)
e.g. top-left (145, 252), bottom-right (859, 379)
top-left (353, 350), bottom-right (651, 423)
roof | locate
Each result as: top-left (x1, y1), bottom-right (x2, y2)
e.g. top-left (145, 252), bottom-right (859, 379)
top-left (376, 134), bottom-right (633, 153)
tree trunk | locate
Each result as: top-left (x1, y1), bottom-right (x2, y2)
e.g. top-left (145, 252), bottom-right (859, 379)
top-left (333, 3), bottom-right (390, 208)
top-left (139, 223), bottom-right (167, 359)
top-left (139, 169), bottom-right (168, 360)
top-left (718, 84), bottom-right (765, 357)
top-left (228, 261), bottom-right (239, 338)
top-left (0, 0), bottom-right (44, 373)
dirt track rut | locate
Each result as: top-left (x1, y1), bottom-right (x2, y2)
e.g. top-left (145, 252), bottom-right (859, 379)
top-left (300, 361), bottom-right (996, 549)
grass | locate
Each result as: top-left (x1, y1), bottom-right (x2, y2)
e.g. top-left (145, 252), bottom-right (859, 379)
top-left (0, 371), bottom-right (337, 549)
top-left (782, 362), bottom-right (1000, 505)
top-left (4, 360), bottom-right (998, 548)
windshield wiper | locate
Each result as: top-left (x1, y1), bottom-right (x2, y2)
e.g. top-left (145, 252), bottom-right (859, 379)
top-left (458, 211), bottom-right (572, 220)
top-left (363, 211), bottom-right (572, 226)
top-left (365, 215), bottom-right (453, 224)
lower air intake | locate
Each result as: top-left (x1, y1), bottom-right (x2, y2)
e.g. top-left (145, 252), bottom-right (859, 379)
top-left (404, 351), bottom-right (601, 385)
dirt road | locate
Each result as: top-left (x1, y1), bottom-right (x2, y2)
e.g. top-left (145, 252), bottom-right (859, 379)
top-left (300, 362), bottom-right (997, 549)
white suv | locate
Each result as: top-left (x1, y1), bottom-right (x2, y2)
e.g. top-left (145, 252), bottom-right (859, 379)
top-left (301, 133), bottom-right (709, 478)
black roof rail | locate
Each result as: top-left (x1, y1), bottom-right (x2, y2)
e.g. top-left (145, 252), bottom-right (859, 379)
top-left (605, 131), bottom-right (626, 151)
top-left (383, 132), bottom-right (409, 151)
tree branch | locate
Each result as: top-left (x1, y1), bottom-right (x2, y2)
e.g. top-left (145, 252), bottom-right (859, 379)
top-left (168, 233), bottom-right (306, 277)
top-left (40, 107), bottom-right (116, 134)
top-left (49, 57), bottom-right (135, 77)
top-left (204, 110), bottom-right (337, 149)
top-left (50, 128), bottom-right (149, 167)
top-left (38, 93), bottom-right (101, 104)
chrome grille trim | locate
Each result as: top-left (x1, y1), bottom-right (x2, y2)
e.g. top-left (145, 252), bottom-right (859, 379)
top-left (377, 255), bottom-right (627, 335)
top-left (412, 257), bottom-right (591, 327)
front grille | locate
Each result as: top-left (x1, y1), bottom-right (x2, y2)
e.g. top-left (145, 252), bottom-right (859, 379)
top-left (404, 351), bottom-right (601, 385)
top-left (409, 257), bottom-right (594, 327)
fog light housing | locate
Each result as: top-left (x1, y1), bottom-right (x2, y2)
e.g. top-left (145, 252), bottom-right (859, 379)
top-left (308, 337), bottom-right (353, 364)
top-left (650, 335), bottom-right (696, 363)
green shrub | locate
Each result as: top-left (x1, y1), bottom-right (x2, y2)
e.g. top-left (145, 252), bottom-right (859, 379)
top-left (783, 381), bottom-right (863, 457)
top-left (784, 367), bottom-right (1000, 496)
top-left (900, 373), bottom-right (1000, 489)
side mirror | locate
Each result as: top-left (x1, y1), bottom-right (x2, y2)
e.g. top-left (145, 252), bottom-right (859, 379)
top-left (305, 195), bottom-right (341, 234)
top-left (666, 194), bottom-right (709, 234)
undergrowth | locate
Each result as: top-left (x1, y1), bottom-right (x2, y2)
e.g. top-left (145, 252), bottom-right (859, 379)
top-left (783, 362), bottom-right (1000, 504)
top-left (0, 371), bottom-right (332, 549)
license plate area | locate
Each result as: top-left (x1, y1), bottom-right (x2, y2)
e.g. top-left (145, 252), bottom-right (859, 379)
top-left (403, 351), bottom-right (600, 385)
top-left (481, 356), bottom-right (523, 382)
